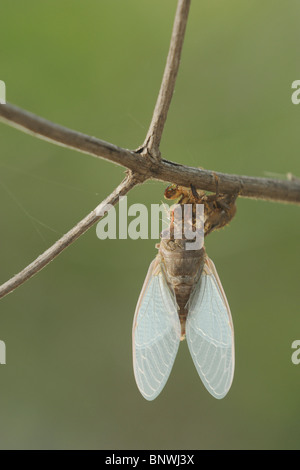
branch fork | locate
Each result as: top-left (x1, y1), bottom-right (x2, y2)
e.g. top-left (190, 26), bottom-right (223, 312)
top-left (0, 0), bottom-right (299, 299)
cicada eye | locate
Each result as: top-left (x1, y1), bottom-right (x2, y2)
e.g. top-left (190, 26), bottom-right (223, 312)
top-left (164, 184), bottom-right (179, 200)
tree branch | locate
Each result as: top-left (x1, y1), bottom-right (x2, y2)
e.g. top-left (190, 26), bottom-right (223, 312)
top-left (1, 102), bottom-right (300, 205)
top-left (0, 103), bottom-right (138, 170)
top-left (140, 0), bottom-right (191, 160)
top-left (0, 0), bottom-right (300, 302)
top-left (0, 173), bottom-right (142, 299)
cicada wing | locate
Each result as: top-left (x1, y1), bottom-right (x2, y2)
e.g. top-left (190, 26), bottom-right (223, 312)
top-left (186, 257), bottom-right (234, 399)
top-left (132, 258), bottom-right (181, 401)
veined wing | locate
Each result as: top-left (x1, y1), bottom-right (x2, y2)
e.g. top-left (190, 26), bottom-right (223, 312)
top-left (132, 258), bottom-right (181, 401)
top-left (186, 257), bottom-right (234, 399)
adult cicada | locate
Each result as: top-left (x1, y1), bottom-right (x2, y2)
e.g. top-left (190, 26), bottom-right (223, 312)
top-left (132, 184), bottom-right (237, 400)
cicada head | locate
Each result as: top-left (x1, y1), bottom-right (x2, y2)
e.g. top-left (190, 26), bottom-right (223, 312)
top-left (164, 184), bottom-right (183, 200)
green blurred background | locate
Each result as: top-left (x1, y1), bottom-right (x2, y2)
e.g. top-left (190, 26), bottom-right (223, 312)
top-left (0, 0), bottom-right (299, 450)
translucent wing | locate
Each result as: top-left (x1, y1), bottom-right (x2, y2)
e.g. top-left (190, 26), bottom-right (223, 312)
top-left (132, 258), bottom-right (181, 401)
top-left (186, 257), bottom-right (234, 399)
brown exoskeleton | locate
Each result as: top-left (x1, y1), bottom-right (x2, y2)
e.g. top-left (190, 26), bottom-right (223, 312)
top-left (164, 183), bottom-right (237, 236)
top-left (132, 183), bottom-right (237, 401)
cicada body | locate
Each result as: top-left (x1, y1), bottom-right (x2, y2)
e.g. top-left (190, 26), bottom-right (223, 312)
top-left (132, 185), bottom-right (237, 401)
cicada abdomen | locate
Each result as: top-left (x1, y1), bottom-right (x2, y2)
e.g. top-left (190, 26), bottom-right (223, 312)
top-left (132, 185), bottom-right (237, 401)
top-left (158, 238), bottom-right (205, 340)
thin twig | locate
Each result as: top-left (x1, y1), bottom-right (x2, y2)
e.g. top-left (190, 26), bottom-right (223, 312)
top-left (0, 173), bottom-right (142, 299)
top-left (0, 0), bottom-right (300, 303)
top-left (1, 102), bottom-right (300, 205)
top-left (140, 0), bottom-right (191, 160)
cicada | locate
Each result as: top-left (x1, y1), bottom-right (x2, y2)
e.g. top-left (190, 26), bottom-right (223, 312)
top-left (132, 185), bottom-right (237, 400)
